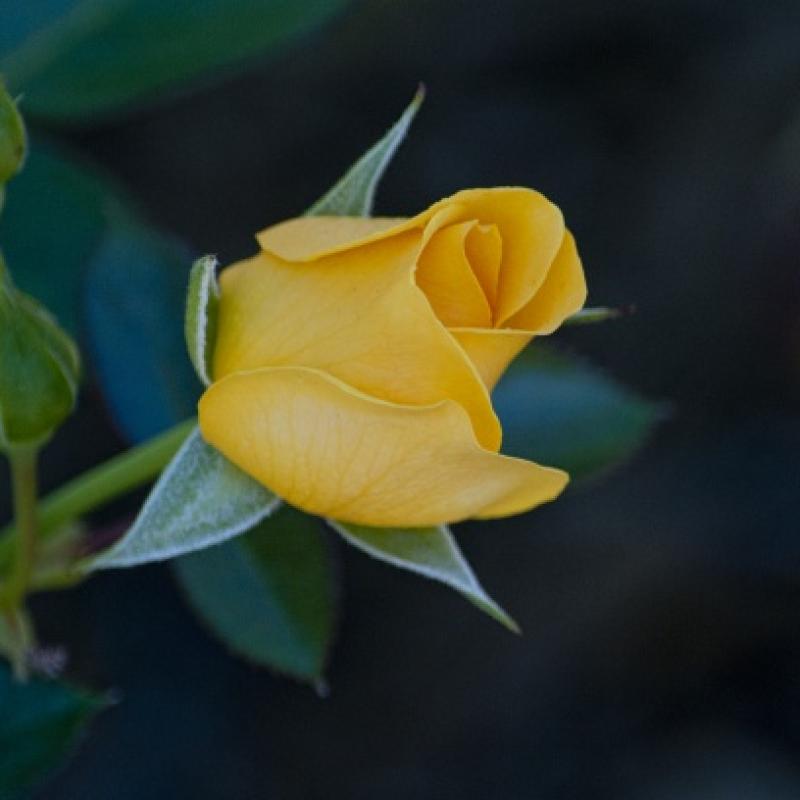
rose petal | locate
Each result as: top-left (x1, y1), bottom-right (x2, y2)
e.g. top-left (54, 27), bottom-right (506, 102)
top-left (506, 230), bottom-right (587, 334)
top-left (257, 216), bottom-right (410, 261)
top-left (214, 232), bottom-right (501, 450)
top-left (427, 188), bottom-right (566, 325)
top-left (198, 366), bottom-right (568, 526)
top-left (465, 222), bottom-right (502, 310)
top-left (449, 328), bottom-right (532, 391)
top-left (415, 221), bottom-right (492, 327)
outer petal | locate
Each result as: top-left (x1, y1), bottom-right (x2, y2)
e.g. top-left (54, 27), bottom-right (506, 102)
top-left (214, 231), bottom-right (502, 451)
top-left (449, 328), bottom-right (531, 392)
top-left (506, 230), bottom-right (587, 333)
top-left (257, 216), bottom-right (412, 260)
top-left (198, 366), bottom-right (568, 527)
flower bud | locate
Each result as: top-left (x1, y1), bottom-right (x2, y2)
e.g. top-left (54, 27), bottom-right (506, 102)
top-left (0, 256), bottom-right (80, 450)
top-left (0, 80), bottom-right (26, 186)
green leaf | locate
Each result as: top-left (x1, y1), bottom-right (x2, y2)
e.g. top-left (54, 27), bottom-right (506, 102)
top-left (175, 506), bottom-right (336, 684)
top-left (87, 427), bottom-right (280, 570)
top-left (306, 86), bottom-right (425, 216)
top-left (0, 666), bottom-right (105, 800)
top-left (184, 255), bottom-right (219, 387)
top-left (493, 347), bottom-right (664, 481)
top-left (329, 520), bottom-right (518, 633)
top-left (0, 0), bottom-right (350, 121)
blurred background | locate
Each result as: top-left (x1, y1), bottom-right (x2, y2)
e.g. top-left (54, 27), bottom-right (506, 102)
top-left (2, 0), bottom-right (800, 797)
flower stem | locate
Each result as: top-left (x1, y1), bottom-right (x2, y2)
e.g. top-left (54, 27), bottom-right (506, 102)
top-left (0, 607), bottom-right (33, 680)
top-left (2, 447), bottom-right (39, 610)
top-left (0, 419), bottom-right (196, 566)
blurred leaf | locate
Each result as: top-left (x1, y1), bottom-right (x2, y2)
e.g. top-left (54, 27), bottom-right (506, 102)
top-left (87, 427), bottom-right (280, 570)
top-left (0, 141), bottom-right (107, 333)
top-left (0, 0), bottom-right (75, 62)
top-left (0, 665), bottom-right (105, 799)
top-left (329, 521), bottom-right (518, 633)
top-left (84, 219), bottom-right (200, 442)
top-left (307, 86), bottom-right (424, 216)
top-left (184, 255), bottom-right (219, 387)
top-left (493, 347), bottom-right (664, 480)
top-left (0, 0), bottom-right (350, 121)
top-left (175, 506), bottom-right (336, 684)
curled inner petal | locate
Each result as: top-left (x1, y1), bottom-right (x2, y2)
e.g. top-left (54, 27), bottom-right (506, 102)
top-left (415, 221), bottom-right (492, 328)
top-left (464, 222), bottom-right (502, 312)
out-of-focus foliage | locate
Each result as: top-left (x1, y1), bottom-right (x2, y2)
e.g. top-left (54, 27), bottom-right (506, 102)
top-left (0, 145), bottom-right (106, 334)
top-left (175, 507), bottom-right (337, 684)
top-left (0, 0), bottom-right (349, 121)
top-left (0, 81), bottom-right (26, 187)
top-left (494, 348), bottom-right (663, 481)
top-left (0, 666), bottom-right (105, 800)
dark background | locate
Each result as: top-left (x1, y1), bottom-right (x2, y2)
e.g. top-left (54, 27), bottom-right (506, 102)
top-left (21, 0), bottom-right (800, 797)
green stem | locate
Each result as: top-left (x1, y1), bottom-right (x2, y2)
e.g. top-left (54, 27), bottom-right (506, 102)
top-left (2, 447), bottom-right (39, 609)
top-left (0, 419), bottom-right (196, 561)
top-left (0, 607), bottom-right (33, 681)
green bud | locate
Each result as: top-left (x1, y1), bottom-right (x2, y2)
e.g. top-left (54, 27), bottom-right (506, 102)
top-left (0, 79), bottom-right (26, 185)
top-left (0, 256), bottom-right (80, 450)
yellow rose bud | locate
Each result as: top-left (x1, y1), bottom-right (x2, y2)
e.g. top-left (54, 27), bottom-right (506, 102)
top-left (198, 188), bottom-right (587, 527)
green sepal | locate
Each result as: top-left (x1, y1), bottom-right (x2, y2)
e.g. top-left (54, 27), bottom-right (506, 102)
top-left (0, 256), bottom-right (80, 450)
top-left (329, 521), bottom-right (519, 633)
top-left (86, 426), bottom-right (279, 571)
top-left (0, 79), bottom-right (26, 186)
top-left (565, 306), bottom-right (628, 326)
top-left (306, 85), bottom-right (425, 217)
top-left (184, 255), bottom-right (219, 386)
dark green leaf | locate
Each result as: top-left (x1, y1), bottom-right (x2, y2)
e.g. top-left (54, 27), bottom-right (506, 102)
top-left (329, 521), bottom-right (518, 632)
top-left (0, 666), bottom-right (105, 800)
top-left (0, 0), bottom-right (349, 121)
top-left (493, 347), bottom-right (664, 481)
top-left (175, 506), bottom-right (337, 684)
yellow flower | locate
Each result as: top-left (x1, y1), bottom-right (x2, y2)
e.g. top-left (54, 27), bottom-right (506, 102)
top-left (198, 188), bottom-right (587, 526)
